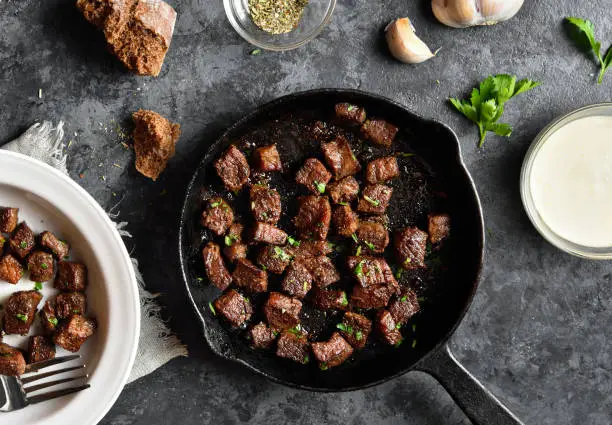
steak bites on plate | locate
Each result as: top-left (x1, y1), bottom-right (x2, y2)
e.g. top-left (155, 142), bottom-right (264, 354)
top-left (198, 102), bottom-right (452, 370)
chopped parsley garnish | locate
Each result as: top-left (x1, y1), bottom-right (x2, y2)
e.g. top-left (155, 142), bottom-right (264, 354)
top-left (337, 323), bottom-right (354, 335)
top-left (19, 241), bottom-right (28, 249)
top-left (417, 296), bottom-right (426, 303)
top-left (273, 246), bottom-right (292, 262)
top-left (363, 195), bottom-right (380, 207)
top-left (364, 240), bottom-right (376, 251)
top-left (303, 355), bottom-right (310, 364)
top-left (355, 331), bottom-right (363, 341)
top-left (313, 180), bottom-right (326, 194)
top-left (287, 236), bottom-right (300, 247)
top-left (395, 268), bottom-right (403, 279)
top-left (412, 324), bottom-right (417, 332)
top-left (351, 233), bottom-right (359, 243)
top-left (337, 201), bottom-right (349, 206)
top-left (261, 265), bottom-right (267, 271)
top-left (395, 339), bottom-right (404, 348)
top-left (250, 48), bottom-right (262, 56)
top-left (397, 152), bottom-right (415, 158)
top-left (34, 282), bottom-right (43, 291)
top-left (319, 362), bottom-right (329, 371)
top-left (395, 323), bottom-right (402, 330)
top-left (347, 105), bottom-right (355, 112)
top-left (210, 201), bottom-right (221, 208)
top-left (404, 257), bottom-right (412, 265)
top-left (303, 281), bottom-right (309, 291)
top-left (340, 292), bottom-right (349, 306)
top-left (261, 211), bottom-right (269, 219)
top-left (15, 313), bottom-right (28, 322)
top-left (208, 302), bottom-right (216, 315)
top-left (354, 260), bottom-right (365, 278)
top-left (41, 263), bottom-right (48, 269)
top-left (72, 309), bottom-right (81, 314)
top-left (411, 339), bottom-right (417, 348)
top-left (287, 325), bottom-right (302, 335)
top-left (224, 234), bottom-right (238, 246)
top-left (400, 295), bottom-right (407, 302)
top-left (48, 317), bottom-right (59, 327)
top-left (355, 245), bottom-right (362, 256)
top-left (196, 277), bottom-right (204, 282)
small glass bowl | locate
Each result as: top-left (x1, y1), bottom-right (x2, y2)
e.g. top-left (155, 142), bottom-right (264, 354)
top-left (224, 0), bottom-right (336, 51)
top-left (520, 103), bottom-right (612, 259)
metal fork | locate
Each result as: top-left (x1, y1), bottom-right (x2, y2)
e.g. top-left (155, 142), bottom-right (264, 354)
top-left (0, 355), bottom-right (90, 412)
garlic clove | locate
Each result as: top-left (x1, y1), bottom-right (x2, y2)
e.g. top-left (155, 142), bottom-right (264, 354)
top-left (385, 18), bottom-right (437, 64)
top-left (432, 0), bottom-right (524, 28)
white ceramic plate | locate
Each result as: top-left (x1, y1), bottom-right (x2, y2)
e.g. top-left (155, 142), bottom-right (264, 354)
top-left (0, 151), bottom-right (139, 425)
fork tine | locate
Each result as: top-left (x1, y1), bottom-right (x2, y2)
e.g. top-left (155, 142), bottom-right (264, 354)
top-left (24, 375), bottom-right (89, 393)
top-left (24, 355), bottom-right (81, 373)
top-left (21, 365), bottom-right (87, 384)
top-left (26, 384), bottom-right (91, 405)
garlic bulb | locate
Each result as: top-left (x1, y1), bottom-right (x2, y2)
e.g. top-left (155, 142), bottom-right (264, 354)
top-left (385, 18), bottom-right (437, 64)
top-left (432, 0), bottom-right (524, 28)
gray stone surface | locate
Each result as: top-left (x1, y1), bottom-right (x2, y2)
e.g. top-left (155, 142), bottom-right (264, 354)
top-left (1, 0), bottom-right (611, 424)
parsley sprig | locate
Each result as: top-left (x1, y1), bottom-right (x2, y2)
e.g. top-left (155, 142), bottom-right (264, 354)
top-left (566, 17), bottom-right (612, 84)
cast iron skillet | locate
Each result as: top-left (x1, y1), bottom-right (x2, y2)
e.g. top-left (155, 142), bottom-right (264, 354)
top-left (179, 89), bottom-right (524, 425)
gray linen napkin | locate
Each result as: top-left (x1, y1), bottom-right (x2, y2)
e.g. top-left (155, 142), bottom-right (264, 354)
top-left (2, 121), bottom-right (187, 383)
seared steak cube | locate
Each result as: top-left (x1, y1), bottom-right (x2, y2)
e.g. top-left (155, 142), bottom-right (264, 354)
top-left (312, 289), bottom-right (349, 311)
top-left (357, 184), bottom-right (393, 215)
top-left (257, 245), bottom-right (293, 274)
top-left (28, 336), bottom-right (56, 363)
top-left (27, 251), bottom-right (55, 282)
top-left (264, 292), bottom-right (302, 331)
top-left (347, 256), bottom-right (396, 288)
top-left (332, 205), bottom-right (359, 237)
top-left (327, 176), bottom-right (360, 205)
top-left (250, 185), bottom-right (281, 224)
top-left (201, 197), bottom-right (233, 236)
top-left (55, 261), bottom-right (88, 291)
top-left (388, 288), bottom-right (420, 325)
top-left (366, 156), bottom-right (399, 184)
top-left (394, 227), bottom-right (428, 269)
top-left (312, 332), bottom-right (353, 369)
top-left (248, 222), bottom-right (287, 246)
top-left (253, 145), bottom-right (283, 172)
top-left (215, 145), bottom-right (250, 192)
top-left (202, 242), bottom-right (232, 291)
top-left (53, 314), bottom-right (97, 352)
top-left (40, 301), bottom-right (58, 335)
top-left (355, 221), bottom-right (389, 254)
top-left (304, 256), bottom-right (340, 288)
top-left (10, 222), bottom-right (35, 259)
top-left (338, 312), bottom-right (372, 349)
top-left (293, 240), bottom-right (333, 259)
top-left (321, 136), bottom-right (361, 181)
top-left (351, 284), bottom-right (396, 309)
top-left (361, 119), bottom-right (399, 147)
top-left (4, 290), bottom-right (42, 335)
top-left (249, 322), bottom-right (278, 349)
top-left (428, 213), bottom-right (451, 244)
top-left (39, 231), bottom-right (70, 259)
top-left (226, 222), bottom-right (244, 243)
top-left (0, 254), bottom-right (24, 284)
top-left (0, 343), bottom-right (26, 376)
top-left (281, 261), bottom-right (313, 299)
top-left (295, 158), bottom-right (331, 194)
top-left (223, 243), bottom-right (248, 264)
top-left (0, 207), bottom-right (19, 233)
top-left (55, 292), bottom-right (87, 319)
top-left (213, 289), bottom-right (253, 327)
top-left (376, 309), bottom-right (403, 346)
top-left (232, 259), bottom-right (268, 293)
top-left (276, 330), bottom-right (310, 364)
top-left (294, 195), bottom-right (331, 241)
top-left (335, 103), bottom-right (366, 125)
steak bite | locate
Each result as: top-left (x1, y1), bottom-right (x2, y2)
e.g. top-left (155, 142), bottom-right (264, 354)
top-left (281, 261), bottom-right (313, 299)
top-left (0, 207), bottom-right (19, 233)
top-left (250, 185), bottom-right (282, 224)
top-left (293, 240), bottom-right (333, 258)
top-left (351, 284), bottom-right (396, 310)
top-left (321, 136), bottom-right (361, 180)
top-left (39, 231), bottom-right (70, 259)
top-left (55, 261), bottom-right (88, 292)
top-left (376, 309), bottom-right (403, 346)
top-left (312, 332), bottom-right (353, 369)
top-left (202, 242), bottom-right (232, 291)
top-left (28, 336), bottom-right (56, 364)
top-left (327, 176), bottom-right (360, 205)
top-left (223, 243), bottom-right (248, 264)
top-left (225, 222), bottom-right (244, 244)
top-left (27, 251), bottom-right (55, 282)
top-left (357, 184), bottom-right (393, 215)
top-left (304, 256), bottom-right (340, 288)
top-left (264, 292), bottom-right (302, 331)
top-left (256, 245), bottom-right (293, 275)
top-left (55, 292), bottom-right (87, 320)
top-left (388, 288), bottom-right (420, 326)
top-left (338, 312), bottom-right (372, 349)
top-left (355, 221), bottom-right (389, 254)
top-left (347, 256), bottom-right (396, 288)
top-left (295, 158), bottom-right (331, 194)
top-left (294, 195), bottom-right (331, 241)
top-left (428, 213), bottom-right (451, 244)
top-left (4, 290), bottom-right (43, 335)
top-left (332, 205), bottom-right (359, 237)
top-left (0, 254), bottom-right (24, 284)
top-left (248, 222), bottom-right (288, 246)
top-left (232, 259), bottom-right (268, 293)
top-left (215, 145), bottom-right (250, 192)
top-left (40, 301), bottom-right (58, 335)
top-left (361, 118), bottom-right (399, 148)
top-left (53, 314), bottom-right (97, 352)
top-left (276, 330), bottom-right (310, 364)
top-left (201, 197), bottom-right (234, 236)
top-left (249, 322), bottom-right (278, 349)
top-left (213, 289), bottom-right (253, 327)
top-left (335, 103), bottom-right (367, 125)
top-left (365, 156), bottom-right (400, 184)
top-left (9, 222), bottom-right (35, 259)
top-left (394, 227), bottom-right (428, 269)
top-left (252, 145), bottom-right (283, 172)
top-left (311, 289), bottom-right (349, 311)
top-left (0, 343), bottom-right (26, 376)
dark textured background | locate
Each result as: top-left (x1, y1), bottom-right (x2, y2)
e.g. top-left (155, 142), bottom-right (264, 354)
top-left (1, 0), bottom-right (612, 424)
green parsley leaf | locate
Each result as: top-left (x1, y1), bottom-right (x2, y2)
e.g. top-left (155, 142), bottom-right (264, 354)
top-left (319, 362), bottom-right (329, 371)
top-left (208, 302), bottom-right (216, 315)
top-left (566, 17), bottom-right (612, 84)
top-left (34, 282), bottom-right (43, 291)
top-left (19, 241), bottom-right (27, 249)
top-left (337, 201), bottom-right (349, 206)
top-left (412, 324), bottom-right (417, 333)
top-left (224, 234), bottom-right (236, 246)
top-left (355, 331), bottom-right (363, 341)
top-left (336, 323), bottom-right (348, 332)
top-left (303, 355), bottom-right (310, 364)
top-left (363, 240), bottom-right (376, 251)
top-left (395, 267), bottom-right (403, 279)
top-left (395, 339), bottom-right (403, 348)
top-left (411, 339), bottom-right (417, 348)
top-left (395, 323), bottom-right (402, 330)
top-left (340, 292), bottom-right (348, 306)
top-left (15, 313), bottom-right (28, 322)
top-left (210, 201), bottom-right (221, 208)
top-left (400, 295), bottom-right (407, 302)
top-left (273, 246), bottom-right (292, 262)
top-left (287, 236), bottom-right (300, 247)
top-left (48, 317), bottom-right (59, 327)
top-left (41, 263), bottom-right (48, 270)
top-left (250, 48), bottom-right (262, 56)
top-left (449, 74), bottom-right (540, 147)
top-left (354, 260), bottom-right (365, 278)
top-left (363, 195), bottom-right (380, 207)
top-left (313, 180), bottom-right (326, 194)
top-left (355, 245), bottom-right (362, 256)
top-left (347, 105), bottom-right (355, 112)
top-left (396, 152), bottom-right (415, 158)
top-left (351, 233), bottom-right (359, 243)
top-left (196, 277), bottom-right (204, 282)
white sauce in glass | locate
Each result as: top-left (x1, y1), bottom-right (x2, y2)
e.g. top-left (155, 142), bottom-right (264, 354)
top-left (530, 115), bottom-right (612, 247)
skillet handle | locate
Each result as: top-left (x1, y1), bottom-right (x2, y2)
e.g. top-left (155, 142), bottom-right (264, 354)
top-left (414, 344), bottom-right (524, 425)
